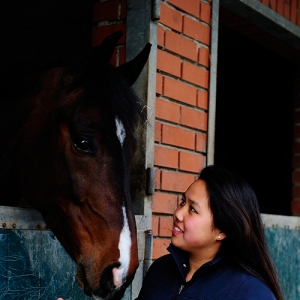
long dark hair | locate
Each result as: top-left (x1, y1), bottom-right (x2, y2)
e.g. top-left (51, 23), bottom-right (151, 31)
top-left (199, 165), bottom-right (282, 300)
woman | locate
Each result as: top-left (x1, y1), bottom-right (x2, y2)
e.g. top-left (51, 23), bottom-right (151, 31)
top-left (136, 165), bottom-right (282, 299)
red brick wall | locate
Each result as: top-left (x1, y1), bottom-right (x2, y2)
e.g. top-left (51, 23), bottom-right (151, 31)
top-left (259, 0), bottom-right (300, 25)
top-left (153, 0), bottom-right (211, 259)
top-left (92, 0), bottom-right (127, 66)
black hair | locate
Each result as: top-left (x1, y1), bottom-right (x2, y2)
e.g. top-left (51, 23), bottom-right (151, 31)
top-left (199, 165), bottom-right (282, 300)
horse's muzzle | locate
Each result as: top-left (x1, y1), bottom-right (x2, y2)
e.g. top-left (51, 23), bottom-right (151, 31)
top-left (82, 262), bottom-right (132, 300)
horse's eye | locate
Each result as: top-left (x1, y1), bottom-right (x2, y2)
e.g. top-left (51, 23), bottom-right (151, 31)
top-left (73, 138), bottom-right (93, 154)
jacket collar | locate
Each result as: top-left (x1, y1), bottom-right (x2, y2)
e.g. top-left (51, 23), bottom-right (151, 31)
top-left (167, 243), bottom-right (225, 281)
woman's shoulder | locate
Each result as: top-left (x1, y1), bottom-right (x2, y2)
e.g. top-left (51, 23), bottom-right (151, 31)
top-left (222, 265), bottom-right (277, 299)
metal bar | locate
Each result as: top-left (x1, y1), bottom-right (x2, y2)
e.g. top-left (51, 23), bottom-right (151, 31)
top-left (207, 0), bottom-right (220, 165)
top-left (143, 229), bottom-right (153, 275)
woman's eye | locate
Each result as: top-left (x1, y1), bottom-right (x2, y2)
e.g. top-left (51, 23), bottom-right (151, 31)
top-left (190, 206), bottom-right (197, 213)
top-left (180, 199), bottom-right (185, 206)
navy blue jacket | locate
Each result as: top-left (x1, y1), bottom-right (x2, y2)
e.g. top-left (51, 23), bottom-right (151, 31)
top-left (136, 244), bottom-right (276, 299)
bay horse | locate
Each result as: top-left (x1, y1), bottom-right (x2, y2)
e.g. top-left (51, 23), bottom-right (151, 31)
top-left (0, 31), bottom-right (151, 300)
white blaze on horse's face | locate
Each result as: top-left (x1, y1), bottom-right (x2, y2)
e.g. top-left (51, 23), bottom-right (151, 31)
top-left (116, 207), bottom-right (131, 284)
top-left (114, 116), bottom-right (131, 287)
top-left (115, 117), bottom-right (126, 146)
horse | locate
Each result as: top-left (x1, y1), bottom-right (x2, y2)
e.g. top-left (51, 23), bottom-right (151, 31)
top-left (0, 31), bottom-right (151, 300)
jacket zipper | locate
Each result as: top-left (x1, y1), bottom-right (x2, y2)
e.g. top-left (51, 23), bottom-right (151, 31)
top-left (178, 285), bottom-right (184, 294)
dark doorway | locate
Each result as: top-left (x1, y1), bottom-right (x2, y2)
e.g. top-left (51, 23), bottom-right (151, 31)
top-left (215, 22), bottom-right (295, 215)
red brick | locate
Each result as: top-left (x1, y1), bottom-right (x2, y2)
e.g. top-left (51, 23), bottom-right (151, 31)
top-left (152, 215), bottom-right (159, 236)
top-left (156, 73), bottom-right (163, 95)
top-left (196, 132), bottom-right (207, 153)
top-left (162, 123), bottom-right (195, 150)
top-left (179, 151), bottom-right (205, 173)
top-left (277, 0), bottom-right (284, 15)
top-left (181, 106), bottom-right (208, 131)
top-left (92, 24), bottom-right (126, 47)
top-left (118, 46), bottom-right (126, 65)
top-left (284, 3), bottom-right (290, 19)
top-left (152, 192), bottom-right (178, 214)
top-left (153, 238), bottom-right (170, 259)
top-left (159, 216), bottom-right (173, 237)
top-left (292, 185), bottom-right (300, 198)
top-left (292, 171), bottom-right (300, 184)
top-left (160, 3), bottom-right (183, 32)
top-left (154, 144), bottom-right (179, 169)
top-left (183, 16), bottom-right (211, 45)
top-left (198, 46), bottom-right (210, 67)
top-left (157, 49), bottom-right (181, 77)
top-left (164, 77), bottom-right (197, 106)
top-left (261, 0), bottom-right (269, 6)
top-left (158, 24), bottom-right (165, 47)
top-left (120, 0), bottom-right (127, 19)
top-left (155, 121), bottom-right (162, 142)
top-left (291, 200), bottom-right (300, 215)
top-left (161, 170), bottom-right (196, 192)
top-left (165, 30), bottom-right (197, 61)
top-left (93, 0), bottom-right (119, 23)
top-left (155, 169), bottom-right (161, 189)
top-left (182, 61), bottom-right (209, 88)
top-left (270, 0), bottom-right (277, 10)
top-left (167, 0), bottom-right (200, 18)
top-left (200, 2), bottom-right (212, 24)
top-left (156, 97), bottom-right (180, 123)
top-left (197, 90), bottom-right (208, 109)
top-left (291, 0), bottom-right (297, 23)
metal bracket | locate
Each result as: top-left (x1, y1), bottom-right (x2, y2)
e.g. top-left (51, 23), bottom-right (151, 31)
top-left (146, 167), bottom-right (155, 195)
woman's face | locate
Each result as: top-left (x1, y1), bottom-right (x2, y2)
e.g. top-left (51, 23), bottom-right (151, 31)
top-left (171, 179), bottom-right (224, 257)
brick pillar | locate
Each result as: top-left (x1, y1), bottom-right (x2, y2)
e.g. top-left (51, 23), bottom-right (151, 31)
top-left (152, 0), bottom-right (211, 259)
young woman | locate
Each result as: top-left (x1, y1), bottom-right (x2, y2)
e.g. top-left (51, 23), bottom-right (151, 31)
top-left (136, 165), bottom-right (282, 299)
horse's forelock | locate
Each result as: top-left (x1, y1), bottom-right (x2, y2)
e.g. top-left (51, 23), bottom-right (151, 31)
top-left (72, 65), bottom-right (145, 134)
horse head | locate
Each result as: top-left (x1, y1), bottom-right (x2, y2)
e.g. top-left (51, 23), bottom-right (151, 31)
top-left (0, 31), bottom-right (151, 299)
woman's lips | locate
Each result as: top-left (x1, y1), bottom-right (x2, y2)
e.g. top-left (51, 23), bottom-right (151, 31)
top-left (172, 225), bottom-right (183, 235)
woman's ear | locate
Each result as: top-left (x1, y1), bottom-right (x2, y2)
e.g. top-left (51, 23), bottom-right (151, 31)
top-left (216, 231), bottom-right (226, 241)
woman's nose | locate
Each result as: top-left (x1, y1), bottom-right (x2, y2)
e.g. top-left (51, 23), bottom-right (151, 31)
top-left (174, 206), bottom-right (183, 222)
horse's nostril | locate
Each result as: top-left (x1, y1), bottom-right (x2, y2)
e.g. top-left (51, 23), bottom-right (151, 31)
top-left (112, 267), bottom-right (124, 287)
top-left (100, 262), bottom-right (121, 291)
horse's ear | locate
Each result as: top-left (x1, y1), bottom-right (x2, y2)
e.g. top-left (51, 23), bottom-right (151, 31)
top-left (116, 43), bottom-right (152, 86)
top-left (92, 30), bottom-right (123, 65)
